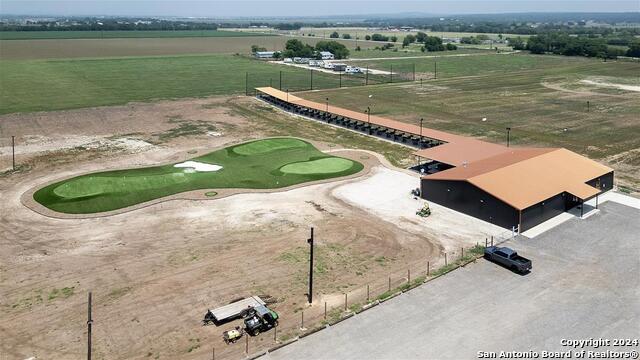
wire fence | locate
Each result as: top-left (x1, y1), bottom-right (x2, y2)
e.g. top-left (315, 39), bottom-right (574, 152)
top-left (245, 63), bottom-right (420, 95)
top-left (218, 231), bottom-right (519, 359)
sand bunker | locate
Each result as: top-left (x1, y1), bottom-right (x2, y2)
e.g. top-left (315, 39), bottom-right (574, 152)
top-left (173, 161), bottom-right (222, 172)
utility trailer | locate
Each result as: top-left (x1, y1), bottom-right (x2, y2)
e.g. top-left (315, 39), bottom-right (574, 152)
top-left (203, 296), bottom-right (265, 324)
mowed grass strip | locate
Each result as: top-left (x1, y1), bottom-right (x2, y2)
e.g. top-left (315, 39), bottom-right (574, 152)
top-left (0, 30), bottom-right (274, 40)
top-left (0, 54), bottom-right (363, 114)
top-left (33, 138), bottom-right (364, 214)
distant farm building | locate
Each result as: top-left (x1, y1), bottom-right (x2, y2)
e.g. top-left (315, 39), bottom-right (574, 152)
top-left (255, 51), bottom-right (276, 59)
top-left (319, 51), bottom-right (335, 60)
top-left (255, 87), bottom-right (613, 232)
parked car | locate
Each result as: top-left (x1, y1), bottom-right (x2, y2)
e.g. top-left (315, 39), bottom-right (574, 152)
top-left (308, 59), bottom-right (318, 66)
top-left (323, 63), bottom-right (334, 69)
top-left (484, 246), bottom-right (532, 273)
top-left (283, 58), bottom-right (293, 63)
top-left (345, 66), bottom-right (361, 74)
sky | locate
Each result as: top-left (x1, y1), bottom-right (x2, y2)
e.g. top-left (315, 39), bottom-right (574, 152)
top-left (1, 1), bottom-right (639, 17)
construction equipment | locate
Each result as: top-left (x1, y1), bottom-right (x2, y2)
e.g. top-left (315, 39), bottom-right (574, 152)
top-left (416, 203), bottom-right (431, 217)
top-left (243, 305), bottom-right (279, 336)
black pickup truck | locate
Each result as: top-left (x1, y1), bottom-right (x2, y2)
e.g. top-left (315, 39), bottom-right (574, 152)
top-left (484, 246), bottom-right (532, 273)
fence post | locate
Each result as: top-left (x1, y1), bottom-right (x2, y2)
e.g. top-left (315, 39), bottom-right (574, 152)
top-left (310, 69), bottom-right (313, 90)
top-left (491, 236), bottom-right (494, 246)
top-left (445, 253), bottom-right (448, 266)
top-left (407, 269), bottom-right (411, 283)
top-left (279, 71), bottom-right (282, 90)
top-left (245, 72), bottom-right (248, 96)
top-left (427, 261), bottom-right (430, 276)
top-left (485, 238), bottom-right (488, 247)
top-left (301, 310), bottom-right (304, 329)
top-left (367, 284), bottom-right (370, 302)
top-left (461, 247), bottom-right (464, 259)
top-left (212, 347), bottom-right (215, 360)
top-left (388, 276), bottom-right (391, 291)
top-left (324, 301), bottom-right (327, 320)
top-left (344, 293), bottom-right (347, 311)
top-left (339, 72), bottom-right (342, 88)
top-left (365, 65), bottom-right (369, 85)
top-left (245, 331), bottom-right (249, 354)
top-left (413, 63), bottom-right (416, 81)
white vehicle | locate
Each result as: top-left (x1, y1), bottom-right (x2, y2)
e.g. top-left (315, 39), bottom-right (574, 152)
top-left (323, 63), bottom-right (335, 69)
top-left (283, 58), bottom-right (293, 63)
top-left (308, 60), bottom-right (317, 66)
top-left (315, 60), bottom-right (325, 67)
top-left (345, 66), bottom-right (361, 74)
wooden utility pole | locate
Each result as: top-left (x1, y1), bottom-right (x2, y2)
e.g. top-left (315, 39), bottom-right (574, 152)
top-left (307, 227), bottom-right (314, 304)
top-left (12, 136), bottom-right (16, 171)
top-left (87, 292), bottom-right (93, 360)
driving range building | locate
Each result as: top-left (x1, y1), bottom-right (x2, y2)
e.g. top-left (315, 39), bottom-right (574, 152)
top-left (255, 86), bottom-right (614, 232)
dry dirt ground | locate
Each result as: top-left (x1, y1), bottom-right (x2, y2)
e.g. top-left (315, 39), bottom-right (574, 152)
top-left (0, 96), bottom-right (503, 360)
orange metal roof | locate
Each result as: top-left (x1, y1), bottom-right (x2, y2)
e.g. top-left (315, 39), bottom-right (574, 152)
top-left (426, 148), bottom-right (611, 210)
top-left (257, 87), bottom-right (612, 210)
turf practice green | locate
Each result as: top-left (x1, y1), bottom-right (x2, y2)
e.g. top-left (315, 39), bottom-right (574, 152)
top-left (33, 138), bottom-right (363, 214)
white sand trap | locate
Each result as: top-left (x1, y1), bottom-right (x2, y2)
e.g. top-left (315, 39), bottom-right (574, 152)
top-left (174, 161), bottom-right (222, 172)
top-left (580, 80), bottom-right (640, 92)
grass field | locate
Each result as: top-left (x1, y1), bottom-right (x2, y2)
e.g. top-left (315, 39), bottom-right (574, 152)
top-left (300, 56), bottom-right (640, 187)
top-left (0, 35), bottom-right (377, 60)
top-left (33, 138), bottom-right (363, 213)
top-left (349, 53), bottom-right (597, 78)
top-left (0, 30), bottom-right (275, 40)
top-left (0, 54), bottom-right (370, 114)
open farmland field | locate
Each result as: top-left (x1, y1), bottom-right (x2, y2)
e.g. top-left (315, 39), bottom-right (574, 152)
top-left (0, 29), bottom-right (275, 40)
top-left (348, 53), bottom-right (597, 78)
top-left (0, 35), bottom-right (376, 60)
top-left (291, 27), bottom-right (528, 41)
top-left (300, 56), bottom-right (640, 191)
top-left (0, 54), bottom-right (371, 114)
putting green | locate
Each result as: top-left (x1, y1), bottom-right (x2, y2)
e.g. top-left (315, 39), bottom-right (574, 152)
top-left (280, 158), bottom-right (355, 174)
top-left (33, 138), bottom-right (363, 214)
top-left (232, 138), bottom-right (308, 156)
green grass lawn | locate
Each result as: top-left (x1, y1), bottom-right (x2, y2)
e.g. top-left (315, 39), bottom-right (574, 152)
top-left (349, 53), bottom-right (597, 78)
top-left (0, 54), bottom-right (366, 114)
top-left (0, 30), bottom-right (274, 40)
top-left (33, 138), bottom-right (364, 214)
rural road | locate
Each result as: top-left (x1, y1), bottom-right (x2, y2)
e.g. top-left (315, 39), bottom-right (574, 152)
top-left (342, 51), bottom-right (519, 62)
top-left (265, 201), bottom-right (640, 359)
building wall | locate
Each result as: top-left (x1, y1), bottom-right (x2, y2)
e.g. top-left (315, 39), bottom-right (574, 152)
top-left (421, 179), bottom-right (520, 230)
top-left (520, 192), bottom-right (566, 231)
top-left (586, 171), bottom-right (614, 193)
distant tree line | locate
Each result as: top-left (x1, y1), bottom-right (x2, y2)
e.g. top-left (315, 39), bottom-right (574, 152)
top-left (0, 18), bottom-right (218, 31)
top-left (517, 33), bottom-right (640, 58)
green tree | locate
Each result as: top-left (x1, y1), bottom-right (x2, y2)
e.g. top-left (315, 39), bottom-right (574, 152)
top-left (508, 37), bottom-right (526, 50)
top-left (415, 32), bottom-right (428, 43)
top-left (251, 45), bottom-right (267, 53)
top-left (314, 40), bottom-right (350, 59)
top-left (329, 31), bottom-right (339, 38)
top-left (390, 35), bottom-right (398, 42)
top-left (627, 41), bottom-right (640, 57)
top-left (342, 33), bottom-right (351, 39)
top-left (365, 34), bottom-right (371, 40)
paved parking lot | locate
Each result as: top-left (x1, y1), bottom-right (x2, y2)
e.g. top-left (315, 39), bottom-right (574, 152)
top-left (266, 202), bottom-right (640, 359)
